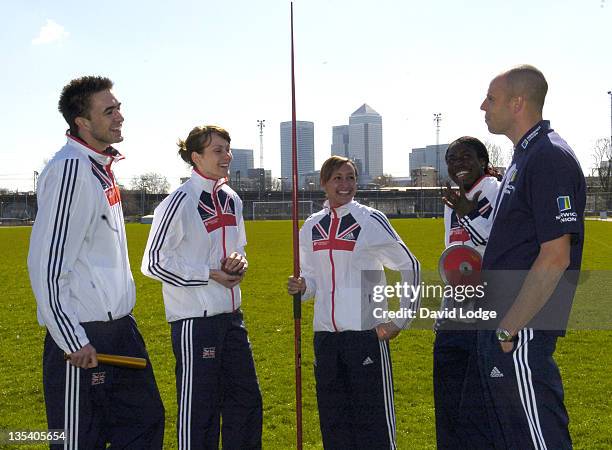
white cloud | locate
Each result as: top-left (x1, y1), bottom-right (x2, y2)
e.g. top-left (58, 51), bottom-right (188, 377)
top-left (32, 19), bottom-right (69, 45)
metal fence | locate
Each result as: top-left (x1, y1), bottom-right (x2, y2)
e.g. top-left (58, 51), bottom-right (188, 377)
top-left (2, 190), bottom-right (610, 224)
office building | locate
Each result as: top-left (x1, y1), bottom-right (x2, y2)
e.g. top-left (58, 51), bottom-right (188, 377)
top-left (409, 143), bottom-right (450, 182)
top-left (230, 148), bottom-right (254, 183)
top-left (280, 121), bottom-right (315, 188)
top-left (331, 125), bottom-right (349, 157)
top-left (348, 104), bottom-right (383, 180)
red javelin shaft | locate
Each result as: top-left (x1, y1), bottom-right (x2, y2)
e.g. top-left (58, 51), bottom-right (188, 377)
top-left (290, 2), bottom-right (303, 449)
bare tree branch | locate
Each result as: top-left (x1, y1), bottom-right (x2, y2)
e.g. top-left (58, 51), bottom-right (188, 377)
top-left (591, 138), bottom-right (612, 191)
top-left (483, 140), bottom-right (511, 168)
top-left (130, 172), bottom-right (170, 194)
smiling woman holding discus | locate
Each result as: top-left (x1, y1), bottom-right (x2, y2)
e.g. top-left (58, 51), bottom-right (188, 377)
top-left (287, 155), bottom-right (420, 449)
top-left (142, 125), bottom-right (262, 450)
top-left (434, 136), bottom-right (501, 448)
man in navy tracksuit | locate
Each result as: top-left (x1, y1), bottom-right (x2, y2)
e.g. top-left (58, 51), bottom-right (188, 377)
top-left (478, 65), bottom-right (585, 449)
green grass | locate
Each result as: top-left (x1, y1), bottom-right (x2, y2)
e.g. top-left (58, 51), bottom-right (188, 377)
top-left (0, 219), bottom-right (611, 449)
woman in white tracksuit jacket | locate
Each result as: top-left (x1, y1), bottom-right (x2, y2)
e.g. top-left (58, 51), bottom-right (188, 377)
top-left (434, 136), bottom-right (501, 449)
top-left (142, 125), bottom-right (262, 450)
top-left (288, 156), bottom-right (420, 450)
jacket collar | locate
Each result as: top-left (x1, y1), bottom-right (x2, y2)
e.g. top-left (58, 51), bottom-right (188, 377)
top-left (515, 120), bottom-right (551, 153)
top-left (191, 168), bottom-right (227, 192)
top-left (66, 133), bottom-right (124, 166)
top-left (324, 199), bottom-right (357, 218)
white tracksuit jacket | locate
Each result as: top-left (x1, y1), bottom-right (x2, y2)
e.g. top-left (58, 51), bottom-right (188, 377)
top-left (441, 175), bottom-right (500, 321)
top-left (141, 170), bottom-right (246, 322)
top-left (443, 175), bottom-right (501, 251)
top-left (28, 135), bottom-right (135, 354)
top-left (300, 200), bottom-right (420, 332)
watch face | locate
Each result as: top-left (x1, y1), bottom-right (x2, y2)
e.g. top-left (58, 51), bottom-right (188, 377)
top-left (496, 329), bottom-right (512, 342)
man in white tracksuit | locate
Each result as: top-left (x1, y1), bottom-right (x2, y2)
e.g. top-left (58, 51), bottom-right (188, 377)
top-left (288, 155), bottom-right (420, 449)
top-left (142, 125), bottom-right (262, 449)
top-left (28, 75), bottom-right (164, 449)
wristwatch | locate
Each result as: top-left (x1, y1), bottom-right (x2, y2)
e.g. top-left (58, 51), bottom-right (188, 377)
top-left (496, 328), bottom-right (516, 342)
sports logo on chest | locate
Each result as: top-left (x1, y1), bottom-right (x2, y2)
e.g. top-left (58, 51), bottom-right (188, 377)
top-left (312, 213), bottom-right (361, 252)
top-left (449, 197), bottom-right (492, 244)
top-left (198, 189), bottom-right (237, 233)
top-left (89, 157), bottom-right (120, 206)
top-left (449, 211), bottom-right (470, 243)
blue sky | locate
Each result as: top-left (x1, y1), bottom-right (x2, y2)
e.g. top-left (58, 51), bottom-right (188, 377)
top-left (1, 0), bottom-right (610, 191)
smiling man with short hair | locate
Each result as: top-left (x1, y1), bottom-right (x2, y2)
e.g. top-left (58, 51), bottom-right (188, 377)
top-left (28, 75), bottom-right (164, 449)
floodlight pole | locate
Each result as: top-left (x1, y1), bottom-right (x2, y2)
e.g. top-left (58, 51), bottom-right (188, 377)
top-left (608, 91), bottom-right (612, 146)
top-left (433, 113), bottom-right (442, 186)
top-left (257, 119), bottom-right (266, 170)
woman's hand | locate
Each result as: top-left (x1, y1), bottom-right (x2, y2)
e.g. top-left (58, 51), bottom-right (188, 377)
top-left (375, 322), bottom-right (401, 341)
top-left (221, 252), bottom-right (248, 275)
top-left (210, 269), bottom-right (243, 289)
top-left (442, 180), bottom-right (481, 218)
top-left (287, 276), bottom-right (306, 295)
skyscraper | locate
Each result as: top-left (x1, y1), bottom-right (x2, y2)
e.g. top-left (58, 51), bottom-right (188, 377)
top-left (348, 104), bottom-right (383, 180)
top-left (230, 148), bottom-right (254, 181)
top-left (331, 125), bottom-right (349, 157)
top-left (280, 121), bottom-right (315, 188)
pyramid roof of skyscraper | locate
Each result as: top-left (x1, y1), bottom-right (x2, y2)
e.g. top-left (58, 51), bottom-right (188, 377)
top-left (351, 103), bottom-right (380, 116)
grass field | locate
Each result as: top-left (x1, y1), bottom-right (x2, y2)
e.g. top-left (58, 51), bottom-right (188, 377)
top-left (1, 219), bottom-right (611, 449)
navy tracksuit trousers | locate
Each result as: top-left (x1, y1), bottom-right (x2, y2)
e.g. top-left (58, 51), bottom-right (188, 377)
top-left (477, 328), bottom-right (572, 450)
top-left (43, 315), bottom-right (165, 449)
top-left (314, 330), bottom-right (396, 450)
top-left (433, 327), bottom-right (493, 449)
top-left (171, 310), bottom-right (262, 450)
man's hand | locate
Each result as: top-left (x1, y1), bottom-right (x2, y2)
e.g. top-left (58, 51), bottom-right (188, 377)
top-left (210, 269), bottom-right (243, 289)
top-left (287, 276), bottom-right (306, 295)
top-left (221, 252), bottom-right (248, 275)
top-left (442, 180), bottom-right (481, 218)
top-left (68, 343), bottom-right (98, 369)
top-left (375, 322), bottom-right (401, 341)
top-left (500, 341), bottom-right (515, 353)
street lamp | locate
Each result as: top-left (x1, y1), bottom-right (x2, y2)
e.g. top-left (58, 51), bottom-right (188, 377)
top-left (279, 176), bottom-right (288, 202)
top-left (308, 182), bottom-right (315, 203)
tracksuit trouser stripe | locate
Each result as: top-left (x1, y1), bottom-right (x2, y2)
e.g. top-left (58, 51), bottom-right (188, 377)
top-left (378, 340), bottom-right (397, 449)
top-left (513, 328), bottom-right (548, 450)
top-left (63, 361), bottom-right (79, 449)
top-left (179, 319), bottom-right (193, 450)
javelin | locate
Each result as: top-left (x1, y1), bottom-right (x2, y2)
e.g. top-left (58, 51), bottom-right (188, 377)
top-left (290, 2), bottom-right (303, 448)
